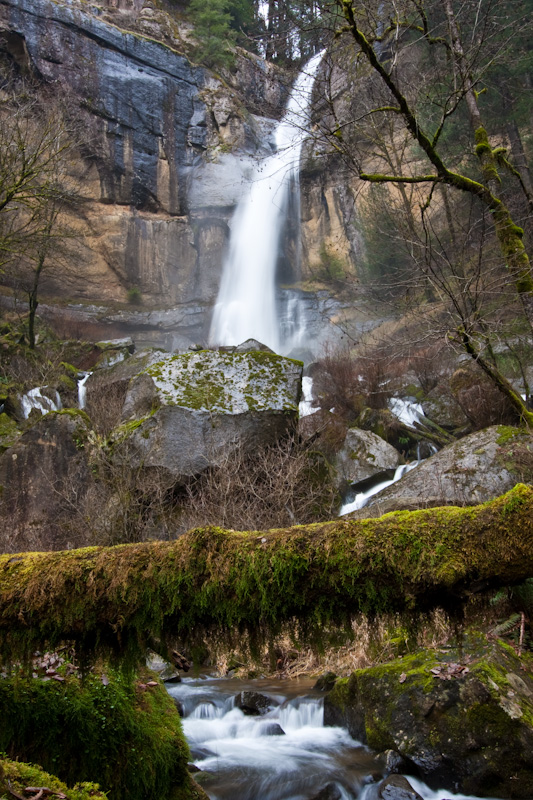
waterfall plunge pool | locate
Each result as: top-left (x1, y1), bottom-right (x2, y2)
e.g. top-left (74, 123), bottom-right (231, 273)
top-left (167, 675), bottom-right (499, 800)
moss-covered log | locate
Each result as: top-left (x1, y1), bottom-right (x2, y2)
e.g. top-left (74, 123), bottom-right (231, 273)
top-left (1, 484), bottom-right (533, 663)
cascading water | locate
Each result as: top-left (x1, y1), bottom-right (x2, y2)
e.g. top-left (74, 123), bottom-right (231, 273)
top-left (167, 675), bottom-right (501, 800)
top-left (209, 51), bottom-right (324, 354)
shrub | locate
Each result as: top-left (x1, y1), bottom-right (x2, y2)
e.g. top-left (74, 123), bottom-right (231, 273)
top-left (126, 286), bottom-right (142, 305)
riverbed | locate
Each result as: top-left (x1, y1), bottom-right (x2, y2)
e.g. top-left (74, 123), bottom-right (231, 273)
top-left (167, 675), bottom-right (499, 800)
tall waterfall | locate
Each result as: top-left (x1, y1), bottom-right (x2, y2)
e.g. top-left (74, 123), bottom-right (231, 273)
top-left (209, 51), bottom-right (324, 353)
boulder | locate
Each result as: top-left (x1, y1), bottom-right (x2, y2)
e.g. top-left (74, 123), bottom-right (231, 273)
top-left (335, 427), bottom-right (401, 489)
top-left (0, 410), bottom-right (92, 552)
top-left (234, 690), bottom-right (278, 716)
top-left (421, 382), bottom-right (470, 431)
top-left (110, 350), bottom-right (302, 481)
top-left (348, 425), bottom-right (533, 518)
top-left (376, 776), bottom-right (423, 800)
top-left (324, 635), bottom-right (533, 798)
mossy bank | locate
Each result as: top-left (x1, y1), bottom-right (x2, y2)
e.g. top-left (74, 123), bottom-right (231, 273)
top-left (324, 634), bottom-right (533, 798)
top-left (0, 665), bottom-right (207, 800)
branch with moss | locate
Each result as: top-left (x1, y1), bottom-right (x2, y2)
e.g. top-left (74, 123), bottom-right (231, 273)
top-left (1, 485), bottom-right (533, 666)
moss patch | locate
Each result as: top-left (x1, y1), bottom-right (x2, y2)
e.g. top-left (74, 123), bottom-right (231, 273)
top-left (142, 350), bottom-right (302, 414)
top-left (0, 666), bottom-right (205, 800)
top-left (0, 756), bottom-right (105, 800)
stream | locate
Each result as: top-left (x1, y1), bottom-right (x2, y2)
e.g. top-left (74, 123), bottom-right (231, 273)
top-left (167, 676), bottom-right (498, 800)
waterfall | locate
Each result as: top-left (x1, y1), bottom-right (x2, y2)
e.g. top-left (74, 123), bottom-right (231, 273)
top-left (209, 51), bottom-right (324, 353)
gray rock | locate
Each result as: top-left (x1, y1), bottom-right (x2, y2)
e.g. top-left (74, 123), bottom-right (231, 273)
top-left (348, 425), bottom-right (533, 517)
top-left (377, 776), bottom-right (424, 800)
top-left (111, 350), bottom-right (302, 480)
top-left (421, 383), bottom-right (469, 430)
top-left (262, 722), bottom-right (285, 735)
top-left (233, 339), bottom-right (275, 353)
top-left (335, 427), bottom-right (401, 488)
top-left (235, 690), bottom-right (279, 716)
top-left (0, 410), bottom-right (92, 552)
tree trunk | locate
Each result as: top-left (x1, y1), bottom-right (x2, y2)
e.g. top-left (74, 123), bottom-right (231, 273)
top-left (1, 484), bottom-right (532, 665)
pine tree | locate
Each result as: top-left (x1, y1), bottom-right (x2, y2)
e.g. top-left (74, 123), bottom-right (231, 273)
top-left (189, 0), bottom-right (237, 70)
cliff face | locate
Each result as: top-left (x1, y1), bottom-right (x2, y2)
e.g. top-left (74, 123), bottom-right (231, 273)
top-left (0, 0), bottom-right (361, 349)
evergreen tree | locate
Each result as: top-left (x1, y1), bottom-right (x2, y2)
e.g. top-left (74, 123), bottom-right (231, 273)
top-left (189, 0), bottom-right (237, 69)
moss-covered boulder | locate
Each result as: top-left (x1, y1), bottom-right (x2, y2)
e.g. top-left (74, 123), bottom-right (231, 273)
top-left (349, 425), bottom-right (533, 518)
top-left (110, 349), bottom-right (302, 480)
top-left (0, 666), bottom-right (207, 800)
top-left (324, 636), bottom-right (533, 798)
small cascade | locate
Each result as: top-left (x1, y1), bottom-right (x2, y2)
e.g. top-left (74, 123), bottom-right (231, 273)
top-left (77, 372), bottom-right (91, 410)
top-left (388, 397), bottom-right (425, 427)
top-left (21, 387), bottom-right (62, 419)
top-left (209, 51), bottom-right (324, 353)
top-left (167, 676), bottom-right (498, 800)
top-left (339, 462), bottom-right (419, 516)
top-left (167, 675), bottom-right (371, 800)
top-left (299, 376), bottom-right (319, 417)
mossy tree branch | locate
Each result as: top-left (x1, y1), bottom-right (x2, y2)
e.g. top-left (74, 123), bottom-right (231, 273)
top-left (340, 0), bottom-right (533, 301)
top-left (1, 484), bottom-right (533, 666)
top-left (338, 0), bottom-right (533, 423)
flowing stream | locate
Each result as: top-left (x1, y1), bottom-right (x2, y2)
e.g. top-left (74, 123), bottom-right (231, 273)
top-left (209, 52), bottom-right (324, 353)
top-left (167, 676), bottom-right (498, 800)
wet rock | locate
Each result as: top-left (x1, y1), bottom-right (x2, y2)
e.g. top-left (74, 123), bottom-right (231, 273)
top-left (262, 722), bottom-right (285, 735)
top-left (347, 425), bottom-right (533, 518)
top-left (308, 782), bottom-right (343, 800)
top-left (382, 750), bottom-right (408, 774)
top-left (110, 350), bottom-right (302, 481)
top-left (172, 697), bottom-right (185, 717)
top-left (235, 691), bottom-right (278, 716)
top-left (313, 672), bottom-right (337, 692)
top-left (335, 427), bottom-right (402, 490)
top-left (377, 775), bottom-right (424, 800)
top-left (324, 636), bottom-right (533, 798)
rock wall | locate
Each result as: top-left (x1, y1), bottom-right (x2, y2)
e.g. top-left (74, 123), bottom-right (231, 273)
top-left (0, 0), bottom-right (363, 349)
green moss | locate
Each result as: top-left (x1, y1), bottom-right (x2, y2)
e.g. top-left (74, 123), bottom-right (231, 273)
top-left (0, 413), bottom-right (20, 452)
top-left (142, 351), bottom-right (302, 414)
top-left (0, 756), bottom-right (105, 800)
top-left (0, 667), bottom-right (205, 800)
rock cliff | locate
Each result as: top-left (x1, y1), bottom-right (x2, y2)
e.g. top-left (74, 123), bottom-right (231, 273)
top-left (0, 0), bottom-right (362, 351)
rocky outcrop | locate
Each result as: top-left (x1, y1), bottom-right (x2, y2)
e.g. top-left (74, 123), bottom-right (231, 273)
top-left (349, 425), bottom-right (533, 517)
top-left (324, 636), bottom-right (533, 798)
top-left (0, 0), bottom-right (365, 352)
top-left (0, 0), bottom-right (291, 318)
top-left (110, 349), bottom-right (303, 480)
top-left (0, 410), bottom-right (92, 551)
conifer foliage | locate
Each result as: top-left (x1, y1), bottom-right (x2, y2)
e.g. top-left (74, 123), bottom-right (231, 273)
top-left (189, 0), bottom-right (237, 69)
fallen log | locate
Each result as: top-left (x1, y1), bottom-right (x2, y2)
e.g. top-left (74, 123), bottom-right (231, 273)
top-left (1, 484), bottom-right (533, 664)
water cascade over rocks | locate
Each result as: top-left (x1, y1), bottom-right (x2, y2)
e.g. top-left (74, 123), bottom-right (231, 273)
top-left (209, 52), bottom-right (324, 354)
top-left (167, 676), bottom-right (500, 800)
